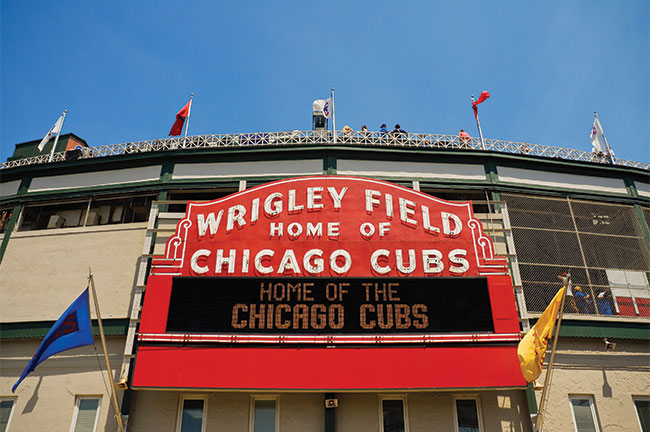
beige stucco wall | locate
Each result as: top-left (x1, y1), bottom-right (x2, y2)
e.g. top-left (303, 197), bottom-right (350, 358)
top-left (408, 391), bottom-right (531, 432)
top-left (0, 337), bottom-right (125, 432)
top-left (129, 392), bottom-right (324, 432)
top-left (126, 390), bottom-right (531, 432)
top-left (0, 223), bottom-right (146, 321)
top-left (535, 337), bottom-right (650, 432)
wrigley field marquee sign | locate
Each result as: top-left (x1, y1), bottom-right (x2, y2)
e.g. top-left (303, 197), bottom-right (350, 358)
top-left (133, 176), bottom-right (524, 390)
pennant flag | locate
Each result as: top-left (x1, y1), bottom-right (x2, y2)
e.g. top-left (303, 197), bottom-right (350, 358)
top-left (472, 90), bottom-right (491, 120)
top-left (518, 285), bottom-right (566, 382)
top-left (37, 115), bottom-right (65, 151)
top-left (13, 288), bottom-right (94, 392)
top-left (313, 98), bottom-right (333, 119)
top-left (169, 99), bottom-right (192, 136)
top-left (590, 117), bottom-right (608, 154)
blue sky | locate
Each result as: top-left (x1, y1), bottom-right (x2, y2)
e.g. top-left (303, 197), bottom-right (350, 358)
top-left (2, 1), bottom-right (648, 163)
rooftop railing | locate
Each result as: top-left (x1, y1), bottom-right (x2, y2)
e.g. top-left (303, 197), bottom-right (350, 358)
top-left (2, 130), bottom-right (648, 171)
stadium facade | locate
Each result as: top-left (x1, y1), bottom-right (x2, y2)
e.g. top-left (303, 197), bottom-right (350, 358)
top-left (1, 130), bottom-right (649, 432)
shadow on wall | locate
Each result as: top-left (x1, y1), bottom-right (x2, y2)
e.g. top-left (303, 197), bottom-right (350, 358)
top-left (21, 375), bottom-right (42, 414)
top-left (602, 369), bottom-right (612, 398)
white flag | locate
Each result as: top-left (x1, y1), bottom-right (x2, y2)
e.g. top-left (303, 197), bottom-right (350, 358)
top-left (590, 117), bottom-right (607, 154)
top-left (313, 98), bottom-right (332, 119)
top-left (38, 115), bottom-right (64, 151)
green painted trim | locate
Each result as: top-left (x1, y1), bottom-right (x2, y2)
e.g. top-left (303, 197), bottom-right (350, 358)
top-left (529, 319), bottom-right (650, 340)
top-left (634, 204), bottom-right (650, 250)
top-left (624, 177), bottom-right (639, 198)
top-left (526, 383), bottom-right (538, 415)
top-left (324, 156), bottom-right (336, 174)
top-left (18, 177), bottom-right (32, 196)
top-left (160, 161), bottom-right (174, 183)
top-left (485, 162), bottom-right (499, 184)
top-left (0, 203), bottom-right (22, 264)
top-left (325, 393), bottom-right (336, 432)
top-left (0, 319), bottom-right (129, 340)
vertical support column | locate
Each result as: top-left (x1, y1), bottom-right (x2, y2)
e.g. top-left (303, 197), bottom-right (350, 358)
top-left (324, 155), bottom-right (337, 175)
top-left (0, 176), bottom-right (31, 265)
top-left (325, 393), bottom-right (336, 432)
top-left (0, 203), bottom-right (23, 264)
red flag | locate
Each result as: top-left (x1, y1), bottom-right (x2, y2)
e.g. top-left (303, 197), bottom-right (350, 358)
top-left (472, 91), bottom-right (490, 120)
top-left (169, 99), bottom-right (192, 136)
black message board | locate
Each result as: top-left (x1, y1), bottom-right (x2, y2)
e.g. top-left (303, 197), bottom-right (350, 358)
top-left (166, 277), bottom-right (494, 334)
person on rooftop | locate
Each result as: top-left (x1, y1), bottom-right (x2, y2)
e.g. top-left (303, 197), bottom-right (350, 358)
top-left (342, 125), bottom-right (353, 136)
top-left (379, 124), bottom-right (388, 135)
top-left (458, 129), bottom-right (470, 147)
top-left (392, 124), bottom-right (408, 138)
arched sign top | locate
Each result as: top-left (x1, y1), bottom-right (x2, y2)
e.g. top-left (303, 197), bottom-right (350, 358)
top-left (151, 176), bottom-right (507, 278)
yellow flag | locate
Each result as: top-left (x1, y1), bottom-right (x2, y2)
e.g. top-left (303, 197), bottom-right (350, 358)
top-left (518, 286), bottom-right (567, 382)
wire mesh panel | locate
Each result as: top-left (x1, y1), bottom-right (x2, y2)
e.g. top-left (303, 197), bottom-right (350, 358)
top-left (502, 193), bottom-right (650, 318)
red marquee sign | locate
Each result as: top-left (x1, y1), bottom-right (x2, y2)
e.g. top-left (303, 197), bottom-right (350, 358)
top-left (133, 177), bottom-right (525, 390)
top-left (150, 176), bottom-right (507, 278)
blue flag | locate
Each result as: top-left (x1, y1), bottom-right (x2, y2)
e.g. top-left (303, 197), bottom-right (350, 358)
top-left (13, 288), bottom-right (94, 392)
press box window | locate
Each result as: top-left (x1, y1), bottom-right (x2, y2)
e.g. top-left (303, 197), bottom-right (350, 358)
top-left (569, 396), bottom-right (600, 432)
top-left (167, 189), bottom-right (238, 213)
top-left (250, 398), bottom-right (278, 432)
top-left (0, 399), bottom-right (16, 432)
top-left (454, 398), bottom-right (482, 432)
top-left (20, 201), bottom-right (89, 230)
top-left (71, 397), bottom-right (101, 432)
top-left (86, 196), bottom-right (152, 226)
top-left (380, 397), bottom-right (408, 432)
top-left (634, 397), bottom-right (650, 432)
top-left (176, 398), bottom-right (206, 432)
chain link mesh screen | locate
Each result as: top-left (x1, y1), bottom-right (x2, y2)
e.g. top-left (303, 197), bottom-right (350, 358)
top-left (503, 193), bottom-right (650, 318)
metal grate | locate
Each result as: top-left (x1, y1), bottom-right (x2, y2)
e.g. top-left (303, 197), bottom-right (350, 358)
top-left (2, 130), bottom-right (648, 170)
top-left (502, 193), bottom-right (650, 318)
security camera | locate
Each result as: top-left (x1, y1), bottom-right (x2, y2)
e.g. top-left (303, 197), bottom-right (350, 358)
top-left (604, 338), bottom-right (616, 351)
top-left (325, 398), bottom-right (338, 408)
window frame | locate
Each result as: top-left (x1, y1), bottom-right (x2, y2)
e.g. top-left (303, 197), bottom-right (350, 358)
top-left (633, 396), bottom-right (650, 432)
top-left (568, 395), bottom-right (601, 432)
top-left (248, 395), bottom-right (279, 432)
top-left (378, 395), bottom-right (410, 432)
top-left (452, 394), bottom-right (484, 432)
top-left (0, 398), bottom-right (17, 432)
top-left (175, 395), bottom-right (208, 432)
top-left (69, 396), bottom-right (101, 432)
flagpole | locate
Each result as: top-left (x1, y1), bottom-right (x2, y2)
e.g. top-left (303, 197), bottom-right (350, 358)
top-left (48, 110), bottom-right (67, 162)
top-left (88, 269), bottom-right (125, 432)
top-left (471, 95), bottom-right (486, 150)
top-left (594, 111), bottom-right (616, 164)
top-left (182, 93), bottom-right (194, 149)
top-left (535, 274), bottom-right (570, 432)
top-left (331, 88), bottom-right (336, 144)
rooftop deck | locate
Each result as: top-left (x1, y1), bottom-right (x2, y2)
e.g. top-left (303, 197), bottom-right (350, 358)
top-left (2, 130), bottom-right (648, 171)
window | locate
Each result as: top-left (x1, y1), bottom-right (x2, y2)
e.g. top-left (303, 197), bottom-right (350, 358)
top-left (569, 396), bottom-right (600, 432)
top-left (453, 397), bottom-right (483, 432)
top-left (249, 397), bottom-right (278, 432)
top-left (167, 189), bottom-right (238, 212)
top-left (0, 208), bottom-right (13, 234)
top-left (380, 397), bottom-right (408, 432)
top-left (176, 397), bottom-right (206, 432)
top-left (634, 397), bottom-right (650, 432)
top-left (0, 399), bottom-right (16, 432)
top-left (70, 397), bottom-right (101, 432)
top-left (19, 195), bottom-right (154, 231)
top-left (606, 270), bottom-right (650, 317)
top-left (86, 196), bottom-right (152, 225)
